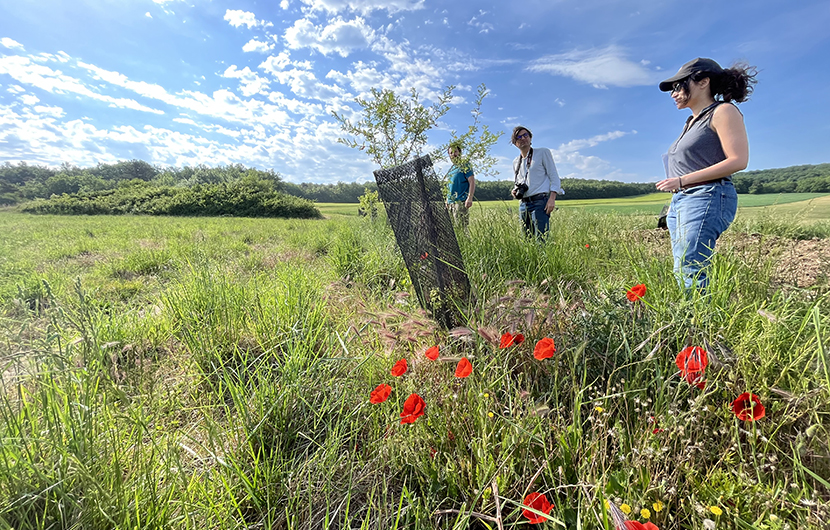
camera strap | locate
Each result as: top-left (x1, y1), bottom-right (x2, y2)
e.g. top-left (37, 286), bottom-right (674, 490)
top-left (513, 148), bottom-right (533, 185)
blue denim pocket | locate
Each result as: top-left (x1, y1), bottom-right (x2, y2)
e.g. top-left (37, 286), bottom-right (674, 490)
top-left (681, 184), bottom-right (717, 196)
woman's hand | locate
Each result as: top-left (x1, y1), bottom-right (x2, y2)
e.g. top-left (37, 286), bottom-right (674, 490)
top-left (656, 177), bottom-right (682, 192)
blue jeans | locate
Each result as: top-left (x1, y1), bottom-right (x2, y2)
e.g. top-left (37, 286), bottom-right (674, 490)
top-left (666, 181), bottom-right (738, 290)
top-left (519, 194), bottom-right (550, 238)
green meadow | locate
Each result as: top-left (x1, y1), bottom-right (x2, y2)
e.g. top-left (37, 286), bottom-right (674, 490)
top-left (0, 200), bottom-right (828, 529)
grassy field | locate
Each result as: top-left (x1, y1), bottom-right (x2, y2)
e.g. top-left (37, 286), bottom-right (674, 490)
top-left (317, 192), bottom-right (830, 221)
top-left (0, 206), bottom-right (828, 529)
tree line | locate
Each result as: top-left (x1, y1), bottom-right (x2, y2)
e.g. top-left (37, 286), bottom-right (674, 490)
top-left (2, 160), bottom-right (828, 207)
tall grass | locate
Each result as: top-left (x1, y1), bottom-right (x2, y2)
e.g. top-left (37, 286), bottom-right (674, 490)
top-left (0, 209), bottom-right (828, 529)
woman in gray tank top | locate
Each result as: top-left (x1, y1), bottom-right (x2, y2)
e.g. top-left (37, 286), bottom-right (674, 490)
top-left (655, 58), bottom-right (758, 290)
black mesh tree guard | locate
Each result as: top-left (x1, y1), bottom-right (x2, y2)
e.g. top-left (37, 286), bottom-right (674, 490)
top-left (373, 155), bottom-right (470, 328)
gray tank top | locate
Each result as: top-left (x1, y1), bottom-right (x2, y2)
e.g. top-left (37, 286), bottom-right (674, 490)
top-left (666, 102), bottom-right (735, 180)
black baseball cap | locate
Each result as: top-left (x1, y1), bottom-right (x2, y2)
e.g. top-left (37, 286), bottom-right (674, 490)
top-left (659, 57), bottom-right (724, 91)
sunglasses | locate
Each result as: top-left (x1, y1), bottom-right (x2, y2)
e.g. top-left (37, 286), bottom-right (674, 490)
top-left (671, 80), bottom-right (688, 94)
top-left (516, 133), bottom-right (530, 140)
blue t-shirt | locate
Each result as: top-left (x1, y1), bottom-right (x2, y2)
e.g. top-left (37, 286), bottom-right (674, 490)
top-left (446, 165), bottom-right (474, 203)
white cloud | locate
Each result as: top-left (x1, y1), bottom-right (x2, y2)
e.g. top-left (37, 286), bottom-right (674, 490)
top-left (280, 0), bottom-right (289, 8)
top-left (242, 38), bottom-right (276, 53)
top-left (551, 130), bottom-right (636, 180)
top-left (224, 9), bottom-right (273, 29)
top-left (557, 130), bottom-right (631, 153)
top-left (33, 104), bottom-right (66, 118)
top-left (527, 46), bottom-right (659, 88)
top-left (20, 94), bottom-right (40, 105)
top-left (468, 11), bottom-right (494, 34)
top-left (1, 37), bottom-right (25, 50)
top-left (266, 67), bottom-right (346, 101)
top-left (0, 56), bottom-right (164, 114)
top-left (297, 0), bottom-right (424, 15)
top-left (259, 52), bottom-right (294, 74)
top-left (222, 65), bottom-right (271, 97)
top-left (145, 12), bottom-right (153, 18)
top-left (284, 17), bottom-right (374, 57)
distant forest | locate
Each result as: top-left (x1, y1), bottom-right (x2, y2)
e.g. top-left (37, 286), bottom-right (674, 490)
top-left (2, 160), bottom-right (829, 206)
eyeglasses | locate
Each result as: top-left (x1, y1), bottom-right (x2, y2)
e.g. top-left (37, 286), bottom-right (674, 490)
top-left (516, 133), bottom-right (530, 140)
top-left (671, 80), bottom-right (687, 94)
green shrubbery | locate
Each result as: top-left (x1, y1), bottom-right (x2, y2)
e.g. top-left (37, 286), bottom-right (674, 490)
top-left (19, 179), bottom-right (321, 219)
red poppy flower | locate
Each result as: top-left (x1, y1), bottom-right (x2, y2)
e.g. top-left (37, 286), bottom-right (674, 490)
top-left (626, 283), bottom-right (647, 302)
top-left (683, 371), bottom-right (706, 389)
top-left (499, 332), bottom-right (525, 348)
top-left (625, 522), bottom-right (659, 530)
top-left (455, 357), bottom-right (472, 378)
top-left (522, 492), bottom-right (553, 524)
top-left (420, 252), bottom-right (429, 260)
top-left (369, 383), bottom-right (392, 404)
top-left (731, 392), bottom-right (765, 421)
top-left (425, 345), bottom-right (439, 361)
top-left (429, 446), bottom-right (437, 459)
top-left (390, 359), bottom-right (407, 377)
top-left (585, 244), bottom-right (590, 248)
top-left (400, 393), bottom-right (426, 424)
top-left (533, 337), bottom-right (556, 360)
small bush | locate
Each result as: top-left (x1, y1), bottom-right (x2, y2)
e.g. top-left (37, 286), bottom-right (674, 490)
top-left (19, 180), bottom-right (321, 219)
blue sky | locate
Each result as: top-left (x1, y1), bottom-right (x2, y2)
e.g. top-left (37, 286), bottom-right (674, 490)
top-left (1, 0), bottom-right (828, 184)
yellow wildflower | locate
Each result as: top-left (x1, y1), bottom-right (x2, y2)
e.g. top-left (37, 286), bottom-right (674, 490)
top-left (483, 393), bottom-right (490, 398)
top-left (595, 406), bottom-right (605, 413)
top-left (641, 508), bottom-right (651, 519)
top-left (620, 504), bottom-right (631, 514)
top-left (709, 506), bottom-right (723, 516)
top-left (652, 501), bottom-right (664, 513)
top-left (488, 412), bottom-right (494, 418)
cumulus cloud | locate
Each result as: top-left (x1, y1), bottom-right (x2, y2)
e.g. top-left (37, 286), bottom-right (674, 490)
top-left (224, 9), bottom-right (273, 29)
top-left (223, 65), bottom-right (271, 97)
top-left (527, 46), bottom-right (660, 88)
top-left (242, 37), bottom-right (276, 53)
top-left (297, 0), bottom-right (424, 15)
top-left (284, 17), bottom-right (374, 57)
top-left (1, 37), bottom-right (25, 50)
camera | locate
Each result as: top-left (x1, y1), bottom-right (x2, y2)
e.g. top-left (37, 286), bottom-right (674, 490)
top-left (512, 183), bottom-right (529, 200)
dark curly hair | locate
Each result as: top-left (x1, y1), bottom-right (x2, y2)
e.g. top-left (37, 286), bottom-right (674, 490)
top-left (691, 63), bottom-right (758, 103)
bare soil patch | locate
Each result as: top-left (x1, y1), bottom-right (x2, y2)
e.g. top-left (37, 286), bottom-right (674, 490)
top-left (639, 230), bottom-right (830, 288)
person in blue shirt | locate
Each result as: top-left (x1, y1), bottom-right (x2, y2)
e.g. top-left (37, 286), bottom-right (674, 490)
top-left (445, 142), bottom-right (476, 229)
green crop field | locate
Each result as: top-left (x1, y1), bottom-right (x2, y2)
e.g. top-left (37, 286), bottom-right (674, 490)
top-left (0, 208), bottom-right (828, 529)
top-left (318, 192), bottom-right (830, 223)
